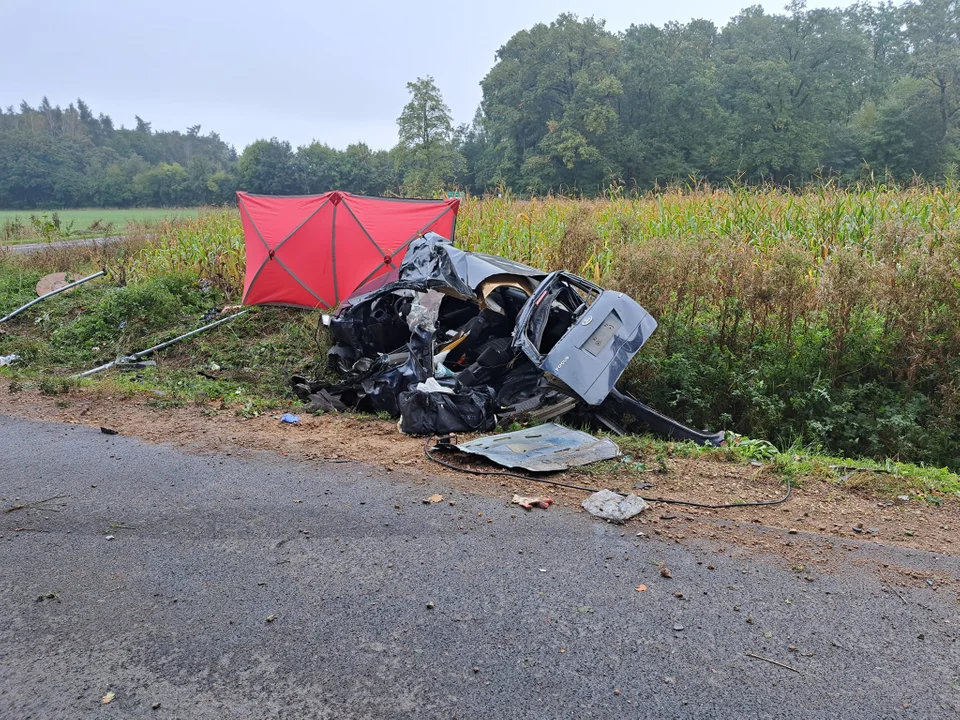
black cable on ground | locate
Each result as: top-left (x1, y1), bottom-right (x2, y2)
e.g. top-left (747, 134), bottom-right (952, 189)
top-left (424, 435), bottom-right (792, 509)
top-left (638, 476), bottom-right (790, 509)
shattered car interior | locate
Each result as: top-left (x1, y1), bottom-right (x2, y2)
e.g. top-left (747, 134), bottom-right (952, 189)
top-left (293, 233), bottom-right (724, 446)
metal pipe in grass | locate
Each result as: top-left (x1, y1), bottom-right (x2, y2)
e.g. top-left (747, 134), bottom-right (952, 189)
top-left (0, 270), bottom-right (106, 324)
top-left (71, 309), bottom-right (250, 379)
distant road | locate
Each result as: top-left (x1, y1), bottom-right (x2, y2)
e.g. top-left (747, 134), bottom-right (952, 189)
top-left (3, 235), bottom-right (133, 255)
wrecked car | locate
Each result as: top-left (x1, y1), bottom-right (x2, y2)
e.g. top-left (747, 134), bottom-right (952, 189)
top-left (293, 232), bottom-right (723, 445)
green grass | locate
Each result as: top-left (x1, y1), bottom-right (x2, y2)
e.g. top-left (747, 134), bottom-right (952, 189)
top-left (578, 433), bottom-right (960, 501)
top-left (0, 259), bottom-right (328, 411)
top-left (0, 207), bottom-right (203, 244)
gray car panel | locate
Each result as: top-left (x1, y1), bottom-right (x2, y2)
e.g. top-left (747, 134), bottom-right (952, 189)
top-left (455, 422), bottom-right (620, 472)
top-left (513, 272), bottom-right (657, 406)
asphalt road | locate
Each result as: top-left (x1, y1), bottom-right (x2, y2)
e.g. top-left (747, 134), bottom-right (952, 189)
top-left (4, 235), bottom-right (126, 255)
top-left (1, 415), bottom-right (957, 719)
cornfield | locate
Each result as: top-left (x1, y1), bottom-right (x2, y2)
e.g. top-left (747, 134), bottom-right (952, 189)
top-left (134, 185), bottom-right (960, 469)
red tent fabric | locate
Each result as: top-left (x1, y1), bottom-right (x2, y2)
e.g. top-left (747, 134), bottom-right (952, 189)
top-left (238, 191), bottom-right (460, 309)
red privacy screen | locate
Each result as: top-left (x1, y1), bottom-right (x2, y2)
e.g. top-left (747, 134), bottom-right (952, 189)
top-left (238, 191), bottom-right (460, 308)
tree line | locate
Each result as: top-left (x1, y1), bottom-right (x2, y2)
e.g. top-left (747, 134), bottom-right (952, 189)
top-left (2, 0), bottom-right (960, 208)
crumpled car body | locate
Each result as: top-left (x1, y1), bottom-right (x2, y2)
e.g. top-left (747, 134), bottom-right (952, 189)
top-left (324, 233), bottom-right (654, 408)
top-left (295, 232), bottom-right (723, 445)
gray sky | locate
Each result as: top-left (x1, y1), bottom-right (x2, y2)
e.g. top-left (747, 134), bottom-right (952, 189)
top-left (2, 0), bottom-right (851, 152)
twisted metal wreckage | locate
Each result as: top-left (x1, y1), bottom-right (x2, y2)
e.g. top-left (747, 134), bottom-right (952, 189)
top-left (292, 233), bottom-right (724, 447)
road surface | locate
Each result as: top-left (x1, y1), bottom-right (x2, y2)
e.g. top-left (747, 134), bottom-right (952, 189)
top-left (4, 235), bottom-right (129, 255)
top-left (1, 415), bottom-right (957, 719)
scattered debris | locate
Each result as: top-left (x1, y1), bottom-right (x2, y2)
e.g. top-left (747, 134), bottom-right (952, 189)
top-left (101, 691), bottom-right (116, 704)
top-left (399, 382), bottom-right (496, 435)
top-left (635, 584), bottom-right (647, 592)
top-left (745, 652), bottom-right (801, 674)
top-left (455, 423), bottom-right (620, 472)
top-left (426, 601), bottom-right (435, 609)
top-left (878, 568), bottom-right (909, 605)
top-left (105, 535), bottom-right (115, 541)
top-left (116, 359), bottom-right (156, 372)
top-left (266, 615), bottom-right (277, 623)
top-left (5, 494), bottom-right (66, 513)
top-left (581, 490), bottom-right (650, 523)
top-left (291, 387), bottom-right (346, 414)
top-left (1, 270), bottom-right (105, 325)
top-left (0, 353), bottom-right (20, 367)
top-left (100, 427), bottom-right (119, 435)
top-left (71, 309), bottom-right (250, 379)
top-left (511, 494), bottom-right (554, 510)
top-left (831, 464), bottom-right (895, 475)
top-left (35, 272), bottom-right (75, 297)
top-left (423, 494), bottom-right (443, 504)
top-left (36, 592), bottom-right (60, 603)
top-left (280, 413), bottom-right (300, 424)
top-left (660, 566), bottom-right (673, 579)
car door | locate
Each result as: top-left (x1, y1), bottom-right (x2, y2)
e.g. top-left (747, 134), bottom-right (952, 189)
top-left (512, 272), bottom-right (658, 406)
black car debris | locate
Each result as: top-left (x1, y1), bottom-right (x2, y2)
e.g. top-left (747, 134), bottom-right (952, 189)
top-left (292, 233), bottom-right (723, 445)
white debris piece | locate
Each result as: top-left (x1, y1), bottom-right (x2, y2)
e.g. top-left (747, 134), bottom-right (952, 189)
top-left (414, 377), bottom-right (455, 394)
top-left (581, 489), bottom-right (650, 523)
top-left (0, 353), bottom-right (20, 367)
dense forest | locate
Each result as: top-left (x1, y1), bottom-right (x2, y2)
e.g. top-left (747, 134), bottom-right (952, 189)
top-left (2, 0), bottom-right (960, 207)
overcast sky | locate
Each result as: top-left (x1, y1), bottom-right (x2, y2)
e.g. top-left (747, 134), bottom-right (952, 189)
top-left (2, 0), bottom-right (851, 152)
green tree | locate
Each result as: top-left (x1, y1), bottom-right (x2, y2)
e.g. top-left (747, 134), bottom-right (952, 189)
top-left (237, 138), bottom-right (301, 195)
top-left (717, 2), bottom-right (869, 181)
top-left (855, 77), bottom-right (953, 178)
top-left (852, 1), bottom-right (909, 99)
top-left (96, 156), bottom-right (148, 207)
top-left (395, 76), bottom-right (464, 196)
top-left (297, 142), bottom-right (342, 194)
top-left (478, 15), bottom-right (623, 193)
top-left (134, 162), bottom-right (189, 206)
top-left (617, 19), bottom-right (731, 187)
top-left (186, 155), bottom-right (219, 204)
top-left (904, 0), bottom-right (960, 162)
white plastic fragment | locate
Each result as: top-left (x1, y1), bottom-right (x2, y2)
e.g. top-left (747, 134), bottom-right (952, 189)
top-left (414, 377), bottom-right (454, 394)
top-left (0, 353), bottom-right (20, 367)
top-left (581, 490), bottom-right (650, 523)
top-left (406, 290), bottom-right (443, 332)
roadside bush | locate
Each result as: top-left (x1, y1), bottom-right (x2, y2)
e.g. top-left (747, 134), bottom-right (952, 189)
top-left (0, 267), bottom-right (43, 310)
top-left (51, 272), bottom-right (215, 353)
